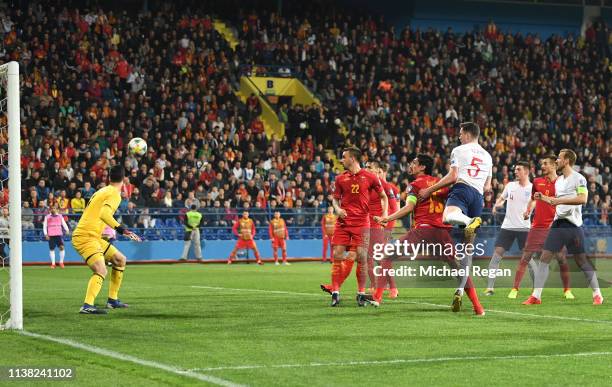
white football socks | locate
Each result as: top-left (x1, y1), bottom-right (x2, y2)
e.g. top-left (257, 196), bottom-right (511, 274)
top-left (487, 253), bottom-right (503, 289)
top-left (445, 212), bottom-right (472, 226)
top-left (532, 262), bottom-right (550, 299)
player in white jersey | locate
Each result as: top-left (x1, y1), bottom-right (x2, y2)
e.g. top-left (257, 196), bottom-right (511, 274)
top-left (484, 162), bottom-right (532, 295)
top-left (419, 122), bottom-right (493, 235)
top-left (418, 122), bottom-right (493, 312)
top-left (523, 149), bottom-right (603, 305)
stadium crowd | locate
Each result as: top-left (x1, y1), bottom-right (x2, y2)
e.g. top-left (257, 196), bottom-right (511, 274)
top-left (4, 1), bottom-right (610, 233)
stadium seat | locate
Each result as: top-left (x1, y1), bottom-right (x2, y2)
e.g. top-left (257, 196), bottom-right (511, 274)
top-left (218, 229), bottom-right (232, 240)
top-left (166, 218), bottom-right (180, 228)
top-left (203, 228), bottom-right (217, 240)
top-left (161, 229), bottom-right (176, 240)
top-left (144, 229), bottom-right (160, 241)
top-left (299, 228), bottom-right (313, 239)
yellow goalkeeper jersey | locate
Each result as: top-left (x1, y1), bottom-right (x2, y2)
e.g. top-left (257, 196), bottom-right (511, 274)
top-left (73, 185), bottom-right (121, 239)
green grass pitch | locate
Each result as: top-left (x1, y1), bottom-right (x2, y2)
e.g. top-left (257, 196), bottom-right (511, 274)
top-left (1, 263), bottom-right (611, 386)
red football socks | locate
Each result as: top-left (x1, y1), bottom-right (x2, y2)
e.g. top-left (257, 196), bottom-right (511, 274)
top-left (341, 259), bottom-right (354, 283)
top-left (331, 260), bottom-right (344, 292)
top-left (356, 261), bottom-right (367, 293)
top-left (464, 277), bottom-right (482, 309)
top-left (513, 259), bottom-right (529, 289)
top-left (559, 263), bottom-right (571, 291)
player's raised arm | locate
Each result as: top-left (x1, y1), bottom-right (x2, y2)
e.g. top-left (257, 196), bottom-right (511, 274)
top-left (418, 166), bottom-right (457, 200)
top-left (536, 183), bottom-right (588, 206)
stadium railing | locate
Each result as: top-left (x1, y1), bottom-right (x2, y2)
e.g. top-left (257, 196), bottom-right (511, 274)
top-left (239, 64), bottom-right (298, 78)
top-left (21, 208), bottom-right (609, 242)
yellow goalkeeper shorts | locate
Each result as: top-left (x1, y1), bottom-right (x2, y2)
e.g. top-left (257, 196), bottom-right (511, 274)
top-left (72, 235), bottom-right (119, 266)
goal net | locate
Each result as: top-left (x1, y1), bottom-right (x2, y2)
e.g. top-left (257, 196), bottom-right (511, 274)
top-left (0, 61), bottom-right (22, 330)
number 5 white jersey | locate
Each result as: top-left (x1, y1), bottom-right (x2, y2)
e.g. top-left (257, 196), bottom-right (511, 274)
top-left (450, 142), bottom-right (493, 195)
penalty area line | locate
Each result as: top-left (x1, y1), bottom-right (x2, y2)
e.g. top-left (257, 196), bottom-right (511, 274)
top-left (190, 285), bottom-right (612, 324)
top-left (189, 351), bottom-right (612, 372)
top-left (19, 331), bottom-right (244, 387)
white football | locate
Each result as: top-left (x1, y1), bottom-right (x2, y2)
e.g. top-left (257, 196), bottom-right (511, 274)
top-left (128, 137), bottom-right (148, 156)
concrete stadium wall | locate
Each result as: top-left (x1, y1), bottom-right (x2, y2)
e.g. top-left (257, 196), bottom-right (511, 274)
top-left (22, 239), bottom-right (324, 263)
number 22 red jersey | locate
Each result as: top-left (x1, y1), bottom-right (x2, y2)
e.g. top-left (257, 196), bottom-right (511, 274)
top-left (406, 174), bottom-right (451, 229)
top-left (334, 168), bottom-right (383, 228)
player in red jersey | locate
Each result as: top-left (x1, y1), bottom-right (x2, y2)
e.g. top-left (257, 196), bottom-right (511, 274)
top-left (321, 207), bottom-right (337, 263)
top-left (228, 211), bottom-right (263, 265)
top-left (269, 211), bottom-right (290, 265)
top-left (508, 154), bottom-right (572, 299)
top-left (374, 155), bottom-right (485, 315)
top-left (328, 146), bottom-right (387, 307)
top-left (373, 162), bottom-right (400, 298)
top-left (364, 161), bottom-right (389, 291)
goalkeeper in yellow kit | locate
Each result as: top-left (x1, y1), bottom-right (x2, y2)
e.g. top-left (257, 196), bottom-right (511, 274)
top-left (73, 166), bottom-right (142, 314)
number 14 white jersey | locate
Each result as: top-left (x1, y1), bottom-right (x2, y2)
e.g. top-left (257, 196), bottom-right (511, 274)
top-left (450, 142), bottom-right (493, 195)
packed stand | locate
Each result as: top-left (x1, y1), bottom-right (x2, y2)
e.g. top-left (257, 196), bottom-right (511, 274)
top-left (1, 1), bottom-right (609, 242)
top-left (235, 4), bottom-right (610, 225)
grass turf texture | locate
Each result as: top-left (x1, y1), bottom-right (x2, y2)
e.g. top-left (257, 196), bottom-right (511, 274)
top-left (1, 263), bottom-right (611, 386)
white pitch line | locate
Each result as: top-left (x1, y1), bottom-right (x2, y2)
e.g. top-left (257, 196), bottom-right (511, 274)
top-left (19, 331), bottom-right (244, 387)
top-left (394, 299), bottom-right (612, 324)
top-left (191, 285), bottom-right (320, 297)
top-left (189, 351), bottom-right (612, 372)
top-left (190, 285), bottom-right (612, 324)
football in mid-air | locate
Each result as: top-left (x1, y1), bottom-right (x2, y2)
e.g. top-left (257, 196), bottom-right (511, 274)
top-left (128, 137), bottom-right (147, 156)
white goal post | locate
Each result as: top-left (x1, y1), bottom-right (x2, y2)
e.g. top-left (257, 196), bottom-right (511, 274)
top-left (0, 61), bottom-right (22, 330)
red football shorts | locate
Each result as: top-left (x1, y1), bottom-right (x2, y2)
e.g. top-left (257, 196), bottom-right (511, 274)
top-left (397, 227), bottom-right (454, 262)
top-left (235, 239), bottom-right (257, 249)
top-left (368, 224), bottom-right (387, 252)
top-left (332, 225), bottom-right (369, 250)
top-left (523, 228), bottom-right (550, 253)
top-left (271, 238), bottom-right (286, 249)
